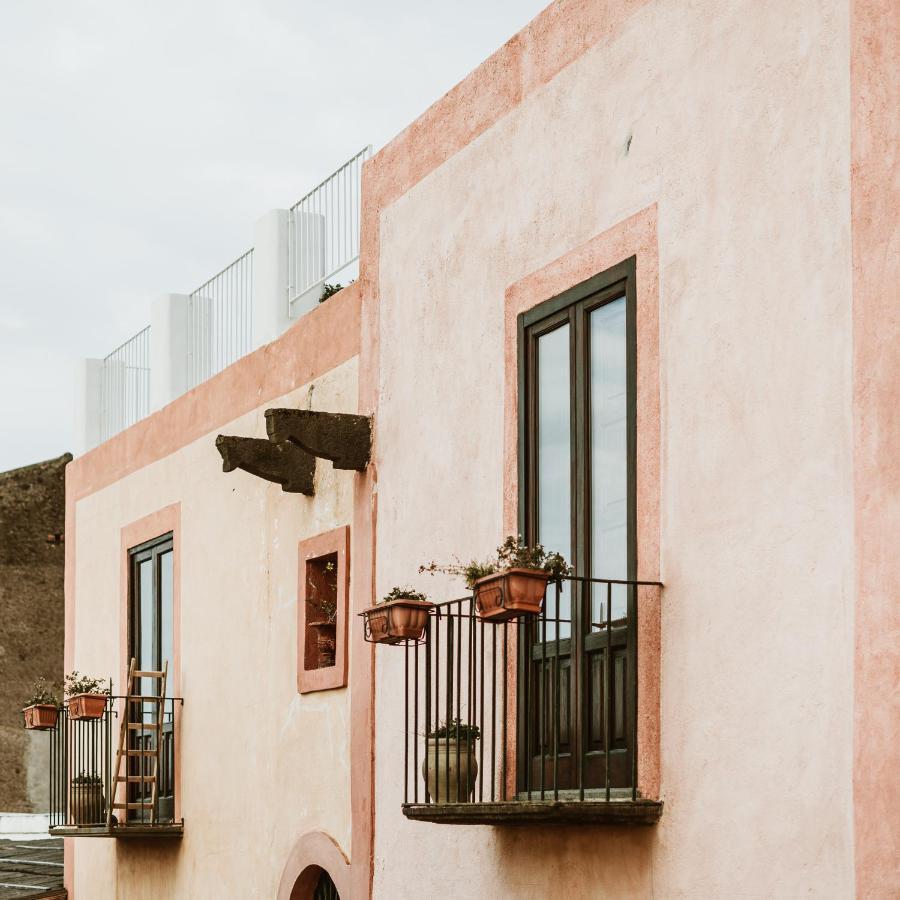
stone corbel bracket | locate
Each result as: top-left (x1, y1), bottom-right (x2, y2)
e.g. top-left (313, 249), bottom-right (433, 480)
top-left (215, 435), bottom-right (315, 495)
top-left (265, 409), bottom-right (372, 472)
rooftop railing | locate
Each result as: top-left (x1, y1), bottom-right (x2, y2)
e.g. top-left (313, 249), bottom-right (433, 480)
top-left (287, 146), bottom-right (370, 315)
top-left (187, 248), bottom-right (254, 389)
top-left (100, 326), bottom-right (151, 442)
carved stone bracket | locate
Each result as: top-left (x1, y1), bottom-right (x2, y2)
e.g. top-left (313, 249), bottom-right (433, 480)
top-left (215, 435), bottom-right (315, 495)
top-left (265, 409), bottom-right (372, 471)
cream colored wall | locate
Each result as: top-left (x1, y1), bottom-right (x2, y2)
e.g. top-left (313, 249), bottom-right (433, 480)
top-left (71, 358), bottom-right (358, 900)
top-left (373, 1), bottom-right (853, 898)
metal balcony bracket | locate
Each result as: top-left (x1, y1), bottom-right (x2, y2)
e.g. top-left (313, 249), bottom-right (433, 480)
top-left (265, 409), bottom-right (372, 471)
top-left (215, 435), bottom-right (315, 495)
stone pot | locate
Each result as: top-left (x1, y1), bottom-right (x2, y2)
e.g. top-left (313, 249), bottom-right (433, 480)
top-left (423, 738), bottom-right (479, 803)
top-left (23, 704), bottom-right (58, 730)
top-left (69, 781), bottom-right (105, 825)
top-left (364, 598), bottom-right (432, 645)
top-left (68, 694), bottom-right (108, 720)
top-left (309, 621), bottom-right (336, 668)
top-left (473, 568), bottom-right (549, 621)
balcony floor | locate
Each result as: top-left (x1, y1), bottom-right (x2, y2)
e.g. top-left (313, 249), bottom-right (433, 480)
top-left (49, 824), bottom-right (183, 840)
top-left (402, 799), bottom-right (663, 826)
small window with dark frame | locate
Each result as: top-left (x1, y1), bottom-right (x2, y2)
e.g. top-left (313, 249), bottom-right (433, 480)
top-left (518, 257), bottom-right (637, 794)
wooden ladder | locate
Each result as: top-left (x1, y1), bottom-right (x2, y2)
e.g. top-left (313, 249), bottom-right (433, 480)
top-left (108, 657), bottom-right (168, 827)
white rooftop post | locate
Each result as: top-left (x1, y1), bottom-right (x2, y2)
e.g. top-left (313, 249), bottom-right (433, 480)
top-left (252, 209), bottom-right (291, 349)
top-left (150, 294), bottom-right (190, 411)
top-left (73, 358), bottom-right (103, 456)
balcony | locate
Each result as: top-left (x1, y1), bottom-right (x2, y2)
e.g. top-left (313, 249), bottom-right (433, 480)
top-left (46, 695), bottom-right (183, 838)
top-left (395, 576), bottom-right (663, 826)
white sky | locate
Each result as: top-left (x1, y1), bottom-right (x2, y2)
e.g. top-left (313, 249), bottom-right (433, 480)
top-left (0, 0), bottom-right (547, 472)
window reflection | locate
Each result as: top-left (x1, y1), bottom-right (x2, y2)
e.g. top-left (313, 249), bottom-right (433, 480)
top-left (590, 297), bottom-right (627, 623)
top-left (537, 324), bottom-right (571, 640)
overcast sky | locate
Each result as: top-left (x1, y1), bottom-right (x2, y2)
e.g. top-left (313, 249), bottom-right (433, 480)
top-left (0, 0), bottom-right (546, 473)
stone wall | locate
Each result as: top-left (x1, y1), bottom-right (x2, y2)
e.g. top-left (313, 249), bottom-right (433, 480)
top-left (0, 453), bottom-right (69, 812)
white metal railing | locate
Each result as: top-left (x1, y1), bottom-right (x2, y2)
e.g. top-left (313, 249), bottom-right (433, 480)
top-left (100, 326), bottom-right (151, 441)
top-left (287, 146), bottom-right (370, 316)
top-left (187, 249), bottom-right (254, 388)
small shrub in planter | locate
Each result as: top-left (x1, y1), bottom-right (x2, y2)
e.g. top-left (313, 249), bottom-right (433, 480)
top-left (423, 719), bottom-right (481, 803)
top-left (420, 536), bottom-right (570, 621)
top-left (363, 587), bottom-right (432, 645)
top-left (22, 678), bottom-right (60, 730)
top-left (69, 772), bottom-right (105, 825)
top-left (65, 672), bottom-right (109, 720)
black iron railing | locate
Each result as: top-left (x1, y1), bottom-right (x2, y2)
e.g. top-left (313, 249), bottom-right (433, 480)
top-left (401, 575), bottom-right (661, 807)
top-left (48, 694), bottom-right (182, 831)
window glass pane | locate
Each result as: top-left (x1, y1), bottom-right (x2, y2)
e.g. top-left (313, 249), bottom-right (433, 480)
top-left (537, 323), bottom-right (571, 639)
top-left (589, 296), bottom-right (628, 623)
top-left (138, 558), bottom-right (154, 697)
top-left (159, 549), bottom-right (174, 677)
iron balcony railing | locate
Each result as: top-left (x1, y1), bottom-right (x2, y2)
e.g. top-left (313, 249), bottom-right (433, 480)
top-left (188, 248), bottom-right (254, 389)
top-left (100, 326), bottom-right (151, 441)
top-left (47, 694), bottom-right (182, 834)
top-left (287, 146), bottom-right (370, 316)
top-left (399, 575), bottom-right (662, 812)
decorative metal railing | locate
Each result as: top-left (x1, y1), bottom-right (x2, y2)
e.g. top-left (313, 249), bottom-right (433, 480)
top-left (187, 248), bottom-right (254, 389)
top-left (100, 326), bottom-right (151, 441)
top-left (398, 575), bottom-right (662, 808)
top-left (287, 147), bottom-right (370, 315)
top-left (48, 695), bottom-right (182, 832)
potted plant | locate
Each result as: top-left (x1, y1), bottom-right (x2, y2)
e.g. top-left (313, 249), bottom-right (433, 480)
top-left (363, 587), bottom-right (432, 645)
top-left (69, 772), bottom-right (105, 825)
top-left (22, 678), bottom-right (60, 730)
top-left (65, 672), bottom-right (109, 720)
top-left (307, 560), bottom-right (338, 667)
top-left (423, 719), bottom-right (481, 803)
top-left (420, 536), bottom-right (570, 621)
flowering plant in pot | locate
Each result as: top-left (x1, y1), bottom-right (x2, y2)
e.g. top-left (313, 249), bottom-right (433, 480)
top-left (65, 672), bottom-right (109, 720)
top-left (424, 718), bottom-right (481, 803)
top-left (307, 560), bottom-right (338, 668)
top-left (363, 587), bottom-right (432, 645)
top-left (69, 772), bottom-right (105, 825)
top-left (22, 678), bottom-right (60, 730)
top-left (420, 536), bottom-right (570, 621)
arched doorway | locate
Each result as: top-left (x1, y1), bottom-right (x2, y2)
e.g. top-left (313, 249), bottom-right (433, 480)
top-left (277, 831), bottom-right (350, 900)
top-left (313, 869), bottom-right (339, 900)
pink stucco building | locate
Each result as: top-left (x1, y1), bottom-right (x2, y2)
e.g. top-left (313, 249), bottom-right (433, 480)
top-left (53, 0), bottom-right (897, 897)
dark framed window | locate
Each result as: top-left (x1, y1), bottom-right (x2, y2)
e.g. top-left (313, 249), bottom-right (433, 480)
top-left (517, 257), bottom-right (637, 793)
top-left (128, 532), bottom-right (175, 821)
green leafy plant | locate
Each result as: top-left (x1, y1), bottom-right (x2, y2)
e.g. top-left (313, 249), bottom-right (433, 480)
top-left (64, 672), bottom-right (108, 697)
top-left (419, 536), bottom-right (571, 589)
top-left (319, 283), bottom-right (343, 302)
top-left (380, 586), bottom-right (429, 605)
top-left (24, 677), bottom-right (59, 707)
top-left (428, 718), bottom-right (481, 742)
top-left (71, 772), bottom-right (102, 785)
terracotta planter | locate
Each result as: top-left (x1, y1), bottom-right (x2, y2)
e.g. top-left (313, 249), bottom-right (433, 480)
top-left (473, 568), bottom-right (549, 621)
top-left (423, 738), bottom-right (479, 803)
top-left (364, 598), bottom-right (432, 645)
top-left (23, 704), bottom-right (58, 731)
top-left (69, 781), bottom-right (105, 825)
top-left (68, 694), bottom-right (107, 720)
top-left (309, 621), bottom-right (337, 668)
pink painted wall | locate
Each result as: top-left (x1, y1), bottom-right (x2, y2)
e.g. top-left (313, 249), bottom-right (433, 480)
top-left (370, 0), bottom-right (857, 896)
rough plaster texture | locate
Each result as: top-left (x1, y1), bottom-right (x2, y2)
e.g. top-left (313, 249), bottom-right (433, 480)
top-left (0, 453), bottom-right (68, 813)
top-left (68, 361), bottom-right (357, 899)
top-left (372, 0), bottom-right (854, 896)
